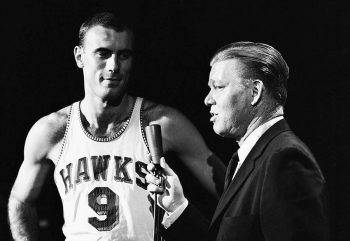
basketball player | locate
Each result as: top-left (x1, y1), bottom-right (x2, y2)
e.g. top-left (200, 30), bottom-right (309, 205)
top-left (8, 12), bottom-right (225, 241)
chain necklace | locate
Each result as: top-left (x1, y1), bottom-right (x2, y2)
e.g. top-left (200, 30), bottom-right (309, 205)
top-left (78, 99), bottom-right (136, 142)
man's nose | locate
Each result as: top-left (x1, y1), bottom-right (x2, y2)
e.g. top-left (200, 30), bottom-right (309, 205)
top-left (204, 90), bottom-right (215, 106)
top-left (106, 55), bottom-right (119, 73)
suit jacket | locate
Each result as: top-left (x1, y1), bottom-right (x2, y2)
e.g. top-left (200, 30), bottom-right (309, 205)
top-left (162, 120), bottom-right (329, 241)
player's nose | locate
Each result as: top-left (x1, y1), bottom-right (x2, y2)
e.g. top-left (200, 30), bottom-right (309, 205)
top-left (106, 54), bottom-right (119, 73)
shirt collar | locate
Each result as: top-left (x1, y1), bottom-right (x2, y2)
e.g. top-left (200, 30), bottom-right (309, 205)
top-left (237, 116), bottom-right (284, 164)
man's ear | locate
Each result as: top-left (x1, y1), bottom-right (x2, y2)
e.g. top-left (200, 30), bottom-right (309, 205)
top-left (74, 46), bottom-right (84, 68)
top-left (251, 79), bottom-right (264, 106)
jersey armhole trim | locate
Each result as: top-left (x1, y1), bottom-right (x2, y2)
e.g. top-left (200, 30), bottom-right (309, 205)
top-left (54, 103), bottom-right (74, 166)
top-left (140, 98), bottom-right (150, 153)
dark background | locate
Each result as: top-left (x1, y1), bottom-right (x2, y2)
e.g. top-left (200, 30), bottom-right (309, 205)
top-left (1, 0), bottom-right (349, 240)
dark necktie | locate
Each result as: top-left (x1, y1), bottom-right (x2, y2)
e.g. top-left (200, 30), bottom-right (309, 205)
top-left (223, 152), bottom-right (239, 191)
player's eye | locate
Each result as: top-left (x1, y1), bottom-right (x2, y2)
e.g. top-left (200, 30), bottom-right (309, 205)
top-left (96, 50), bottom-right (111, 58)
top-left (118, 50), bottom-right (133, 60)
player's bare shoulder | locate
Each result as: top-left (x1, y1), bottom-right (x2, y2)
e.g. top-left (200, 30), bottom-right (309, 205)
top-left (142, 99), bottom-right (185, 127)
top-left (141, 98), bottom-right (209, 157)
top-left (24, 105), bottom-right (71, 164)
top-left (142, 98), bottom-right (201, 143)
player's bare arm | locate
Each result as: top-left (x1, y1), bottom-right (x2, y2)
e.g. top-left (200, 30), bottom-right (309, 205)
top-left (8, 107), bottom-right (69, 241)
top-left (142, 100), bottom-right (226, 198)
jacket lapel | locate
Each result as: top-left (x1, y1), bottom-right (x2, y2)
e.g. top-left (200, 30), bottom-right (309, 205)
top-left (210, 150), bottom-right (256, 228)
top-left (209, 119), bottom-right (291, 229)
top-left (223, 152), bottom-right (239, 191)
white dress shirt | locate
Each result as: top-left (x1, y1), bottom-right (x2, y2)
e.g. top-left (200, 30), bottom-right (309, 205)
top-left (233, 116), bottom-right (284, 179)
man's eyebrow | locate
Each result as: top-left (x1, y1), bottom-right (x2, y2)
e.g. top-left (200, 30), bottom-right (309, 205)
top-left (92, 47), bottom-right (134, 56)
top-left (208, 78), bottom-right (215, 87)
top-left (118, 49), bottom-right (134, 54)
top-left (94, 47), bottom-right (111, 53)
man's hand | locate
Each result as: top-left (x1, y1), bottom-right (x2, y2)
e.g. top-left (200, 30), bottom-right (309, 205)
top-left (146, 157), bottom-right (186, 213)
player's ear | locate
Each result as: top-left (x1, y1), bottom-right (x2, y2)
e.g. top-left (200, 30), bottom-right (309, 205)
top-left (74, 46), bottom-right (84, 68)
top-left (251, 79), bottom-right (263, 106)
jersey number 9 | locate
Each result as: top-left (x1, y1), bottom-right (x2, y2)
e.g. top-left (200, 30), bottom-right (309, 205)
top-left (88, 187), bottom-right (119, 231)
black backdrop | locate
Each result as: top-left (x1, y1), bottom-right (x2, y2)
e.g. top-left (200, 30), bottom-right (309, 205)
top-left (1, 0), bottom-right (349, 240)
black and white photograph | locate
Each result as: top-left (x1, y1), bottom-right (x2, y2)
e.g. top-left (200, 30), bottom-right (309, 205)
top-left (1, 1), bottom-right (348, 240)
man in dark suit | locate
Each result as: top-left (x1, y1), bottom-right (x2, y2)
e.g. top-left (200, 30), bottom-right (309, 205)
top-left (146, 41), bottom-right (329, 241)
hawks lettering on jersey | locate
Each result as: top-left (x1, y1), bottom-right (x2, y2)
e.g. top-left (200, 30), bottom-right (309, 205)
top-left (59, 155), bottom-right (148, 194)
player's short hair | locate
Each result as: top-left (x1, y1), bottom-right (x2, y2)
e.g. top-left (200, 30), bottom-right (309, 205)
top-left (210, 41), bottom-right (289, 106)
top-left (78, 12), bottom-right (134, 47)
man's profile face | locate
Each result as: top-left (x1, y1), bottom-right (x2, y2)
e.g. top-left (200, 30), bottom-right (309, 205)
top-left (204, 59), bottom-right (252, 140)
top-left (77, 25), bottom-right (134, 105)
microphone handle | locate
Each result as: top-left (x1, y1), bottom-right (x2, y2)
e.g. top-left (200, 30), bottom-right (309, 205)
top-left (145, 124), bottom-right (165, 241)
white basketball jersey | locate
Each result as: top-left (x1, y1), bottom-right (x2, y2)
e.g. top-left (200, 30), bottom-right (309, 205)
top-left (54, 97), bottom-right (153, 241)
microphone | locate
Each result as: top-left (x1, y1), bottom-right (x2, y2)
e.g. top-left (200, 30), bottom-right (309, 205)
top-left (145, 124), bottom-right (164, 184)
top-left (145, 124), bottom-right (164, 241)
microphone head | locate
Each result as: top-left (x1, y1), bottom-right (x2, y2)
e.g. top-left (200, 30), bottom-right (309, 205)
top-left (145, 124), bottom-right (163, 164)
